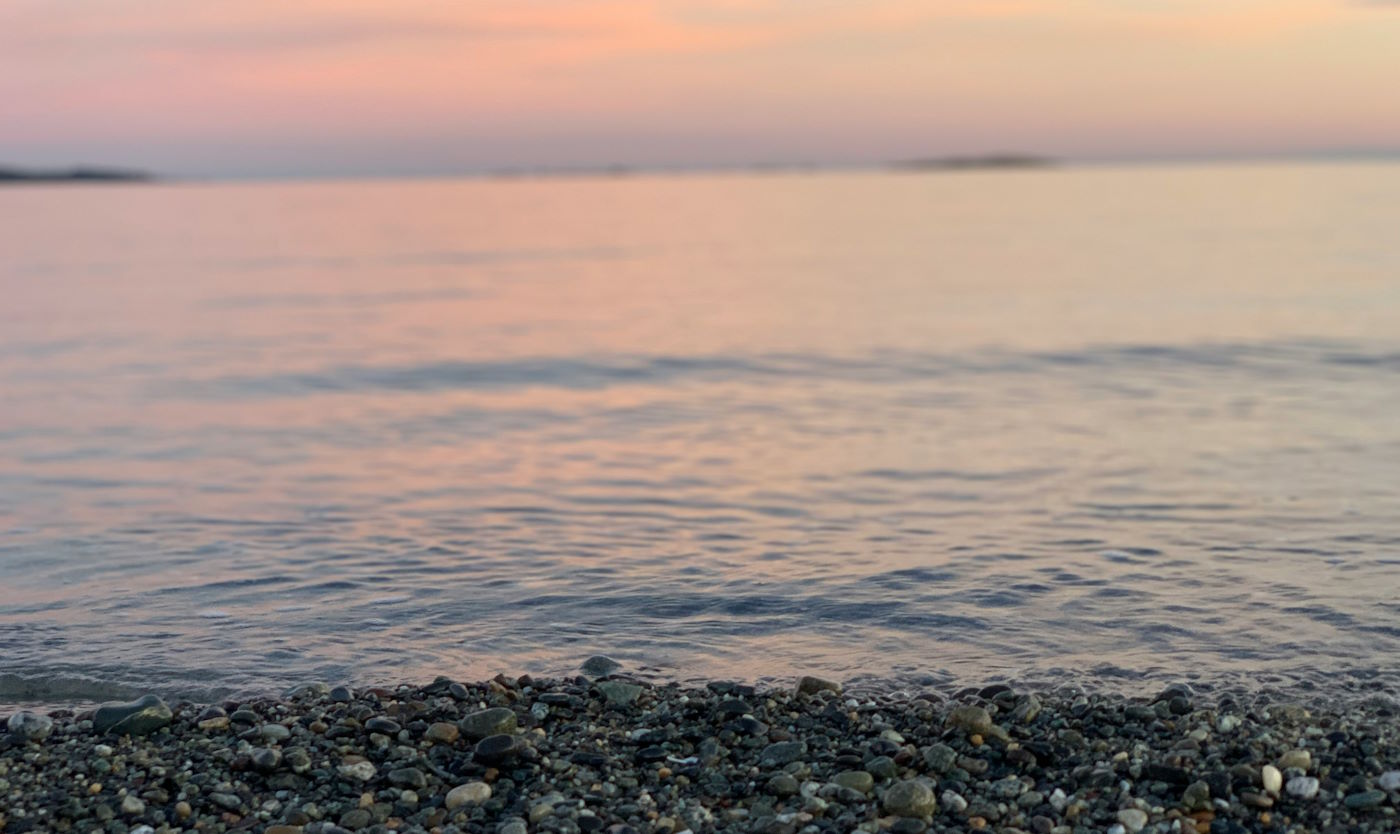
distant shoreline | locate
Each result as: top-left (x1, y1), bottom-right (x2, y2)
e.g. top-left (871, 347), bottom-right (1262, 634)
top-left (0, 165), bottom-right (153, 184)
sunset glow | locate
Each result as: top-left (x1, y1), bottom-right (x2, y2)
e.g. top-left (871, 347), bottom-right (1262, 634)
top-left (5, 0), bottom-right (1400, 175)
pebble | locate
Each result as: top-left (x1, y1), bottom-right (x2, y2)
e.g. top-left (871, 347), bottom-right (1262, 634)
top-left (337, 760), bottom-right (377, 781)
top-left (475, 733), bottom-right (519, 764)
top-left (1344, 790), bottom-right (1387, 810)
top-left (1261, 764), bottom-right (1283, 794)
top-left (1378, 770), bottom-right (1400, 791)
top-left (121, 794), bottom-right (146, 815)
top-left (6, 711), bottom-right (53, 742)
top-left (1116, 808), bottom-right (1148, 833)
top-left (581, 655), bottom-right (623, 677)
top-left (446, 781), bottom-right (492, 809)
top-left (459, 707), bottom-right (517, 739)
top-left (364, 716), bottom-right (401, 735)
top-left (1286, 776), bottom-right (1320, 799)
top-left (260, 722), bottom-right (291, 742)
top-left (794, 676), bottom-right (842, 696)
top-left (832, 770), bottom-right (874, 794)
top-left (598, 680), bottom-right (645, 707)
top-left (1277, 749), bottom-right (1312, 771)
top-left (882, 780), bottom-right (938, 817)
top-left (425, 721), bottom-right (459, 744)
top-left (92, 695), bottom-right (173, 736)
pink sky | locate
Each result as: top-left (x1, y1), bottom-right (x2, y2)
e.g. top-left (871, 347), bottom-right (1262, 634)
top-left (4, 0), bottom-right (1400, 176)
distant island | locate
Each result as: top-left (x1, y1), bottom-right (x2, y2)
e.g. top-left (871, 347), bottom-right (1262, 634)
top-left (890, 154), bottom-right (1055, 171)
top-left (0, 165), bottom-right (153, 183)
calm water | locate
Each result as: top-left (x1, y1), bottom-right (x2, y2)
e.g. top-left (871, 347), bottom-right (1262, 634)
top-left (3, 164), bottom-right (1400, 706)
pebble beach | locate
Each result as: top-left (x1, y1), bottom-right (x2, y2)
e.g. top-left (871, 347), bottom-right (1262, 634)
top-left (3, 661), bottom-right (1398, 834)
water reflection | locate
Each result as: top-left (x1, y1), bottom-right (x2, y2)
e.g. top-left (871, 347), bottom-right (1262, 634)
top-left (1, 165), bottom-right (1399, 703)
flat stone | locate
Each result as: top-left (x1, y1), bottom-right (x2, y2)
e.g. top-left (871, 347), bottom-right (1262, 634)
top-left (1277, 749), bottom-right (1312, 771)
top-left (7, 711), bottom-right (53, 742)
top-left (93, 695), bottom-right (173, 736)
top-left (883, 780), bottom-right (938, 817)
top-left (597, 680), bottom-right (644, 707)
top-left (445, 782), bottom-right (492, 810)
top-left (209, 792), bottom-right (242, 812)
top-left (832, 771), bottom-right (874, 794)
top-left (260, 723), bottom-right (291, 742)
top-left (388, 767), bottom-right (427, 789)
top-left (425, 722), bottom-right (459, 744)
top-left (794, 676), bottom-right (841, 696)
top-left (1116, 809), bottom-right (1148, 833)
top-left (283, 682), bottom-right (329, 699)
top-left (474, 733), bottom-right (519, 764)
top-left (364, 716), bottom-right (401, 735)
top-left (1344, 790), bottom-right (1386, 810)
top-left (459, 707), bottom-right (517, 739)
top-left (759, 741), bottom-right (807, 767)
top-left (581, 655), bottom-right (622, 678)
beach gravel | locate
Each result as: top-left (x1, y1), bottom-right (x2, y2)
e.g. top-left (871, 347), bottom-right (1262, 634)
top-left (0, 673), bottom-right (1398, 833)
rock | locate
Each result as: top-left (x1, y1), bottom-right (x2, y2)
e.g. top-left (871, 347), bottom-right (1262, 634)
top-left (1010, 694), bottom-right (1042, 724)
top-left (458, 707), bottom-right (517, 739)
top-left (251, 747), bottom-right (283, 772)
top-left (388, 767), bottom-right (427, 789)
top-left (1261, 764), bottom-right (1282, 794)
top-left (767, 774), bottom-right (800, 796)
top-left (445, 781), bottom-right (492, 809)
top-left (6, 711), bottom-right (53, 742)
top-left (1182, 780), bottom-right (1211, 811)
top-left (425, 722), bottom-right (459, 744)
top-left (581, 655), bottom-right (622, 677)
top-left (284, 682), bottom-right (329, 699)
top-left (93, 695), bottom-right (173, 736)
top-left (500, 821), bottom-right (529, 834)
top-left (337, 760), bottom-right (377, 782)
top-left (941, 790), bottom-right (969, 813)
top-left (474, 733), bottom-right (519, 764)
top-left (329, 685), bottom-right (355, 702)
top-left (121, 794), bottom-right (146, 815)
top-left (1378, 771), bottom-right (1400, 791)
top-left (946, 705), bottom-right (1008, 742)
top-left (832, 771), bottom-right (874, 794)
top-left (1117, 809), bottom-right (1148, 833)
top-left (209, 792), bottom-right (242, 811)
top-left (365, 716), bottom-right (401, 735)
top-left (1344, 790), bottom-right (1387, 810)
top-left (260, 723), bottom-right (291, 742)
top-left (597, 680), bottom-right (644, 707)
top-left (883, 780), bottom-right (938, 817)
top-left (922, 743), bottom-right (957, 773)
top-left (1286, 776), bottom-right (1320, 799)
top-left (794, 676), bottom-right (841, 696)
top-left (1277, 749), bottom-right (1311, 771)
top-left (759, 741), bottom-right (807, 767)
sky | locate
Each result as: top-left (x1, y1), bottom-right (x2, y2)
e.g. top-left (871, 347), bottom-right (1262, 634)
top-left (4, 0), bottom-right (1400, 177)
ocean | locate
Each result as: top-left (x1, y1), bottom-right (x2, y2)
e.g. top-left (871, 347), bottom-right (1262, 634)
top-left (2, 163), bottom-right (1398, 706)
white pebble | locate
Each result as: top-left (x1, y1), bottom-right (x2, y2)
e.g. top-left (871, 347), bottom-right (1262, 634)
top-left (1262, 764), bottom-right (1283, 794)
top-left (1217, 715), bottom-right (1241, 733)
top-left (1378, 771), bottom-right (1400, 791)
top-left (1107, 825), bottom-right (1126, 834)
top-left (1117, 807), bottom-right (1148, 833)
top-left (1049, 788), bottom-right (1069, 811)
top-left (1286, 776), bottom-right (1320, 800)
